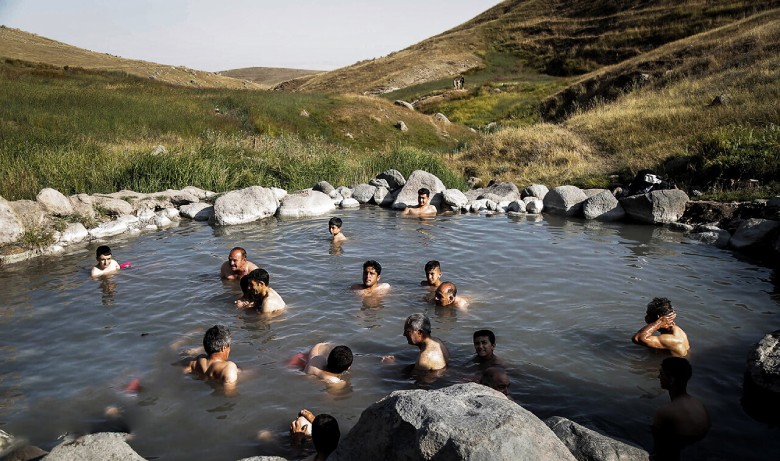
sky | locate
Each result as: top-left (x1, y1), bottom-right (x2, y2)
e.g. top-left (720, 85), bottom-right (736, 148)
top-left (0, 0), bottom-right (503, 72)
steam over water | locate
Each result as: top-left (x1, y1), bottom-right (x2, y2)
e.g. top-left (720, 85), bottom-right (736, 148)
top-left (0, 208), bottom-right (777, 460)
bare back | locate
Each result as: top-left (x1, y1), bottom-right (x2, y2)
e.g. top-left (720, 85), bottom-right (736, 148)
top-left (417, 337), bottom-right (449, 371)
top-left (259, 287), bottom-right (286, 313)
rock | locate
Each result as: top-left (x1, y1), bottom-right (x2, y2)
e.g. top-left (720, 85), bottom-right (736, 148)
top-left (729, 218), bottom-right (780, 250)
top-left (159, 208), bottom-right (180, 220)
top-left (582, 188), bottom-right (609, 198)
top-left (212, 186), bottom-right (279, 226)
top-left (168, 190), bottom-right (199, 207)
top-left (68, 194), bottom-right (96, 219)
top-left (181, 185), bottom-right (214, 199)
top-left (336, 186), bottom-right (353, 199)
top-left (394, 100), bottom-right (415, 111)
top-left (88, 220), bottom-right (130, 239)
top-left (45, 432), bottom-right (145, 461)
top-left (179, 203), bottom-right (214, 221)
top-left (151, 145), bottom-right (167, 156)
top-left (314, 181), bottom-right (336, 195)
top-left (9, 200), bottom-right (48, 228)
top-left (376, 169), bottom-right (406, 190)
top-left (352, 184), bottom-right (378, 204)
top-left (153, 215), bottom-right (172, 227)
top-left (330, 383), bottom-right (575, 461)
top-left (746, 331), bottom-right (780, 393)
top-left (766, 196), bottom-right (780, 220)
top-left (340, 198), bottom-right (360, 208)
top-left (479, 182), bottom-right (521, 202)
top-left (668, 222), bottom-right (694, 232)
top-left (91, 196), bottom-right (134, 217)
top-left (497, 201), bottom-right (511, 213)
top-left (392, 170), bottom-right (446, 210)
top-left (137, 209), bottom-right (156, 222)
top-left (434, 113), bottom-right (451, 124)
top-left (544, 186), bottom-right (588, 217)
top-left (583, 191), bottom-right (625, 221)
top-left (708, 94), bottom-right (730, 106)
top-left (545, 416), bottom-right (649, 461)
top-left (619, 190), bottom-right (689, 224)
top-left (522, 184), bottom-right (549, 200)
top-left (331, 193), bottom-right (344, 206)
top-left (0, 197), bottom-right (24, 245)
top-left (508, 200), bottom-right (526, 213)
top-left (688, 230), bottom-right (730, 248)
top-left (369, 178), bottom-right (390, 189)
top-left (372, 187), bottom-right (394, 207)
top-left (36, 188), bottom-right (74, 216)
top-left (271, 187), bottom-right (288, 201)
top-left (525, 198), bottom-right (544, 214)
top-left (681, 201), bottom-right (739, 226)
top-left (277, 189), bottom-right (336, 218)
top-left (479, 193), bottom-right (506, 204)
top-left (396, 121), bottom-right (408, 132)
top-left (3, 444), bottom-right (48, 461)
top-left (470, 199), bottom-right (489, 213)
top-left (442, 189), bottom-right (469, 209)
top-left (58, 223), bottom-right (88, 245)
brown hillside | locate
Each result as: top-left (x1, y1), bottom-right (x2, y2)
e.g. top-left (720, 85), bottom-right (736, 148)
top-left (220, 67), bottom-right (323, 89)
top-left (0, 26), bottom-right (262, 90)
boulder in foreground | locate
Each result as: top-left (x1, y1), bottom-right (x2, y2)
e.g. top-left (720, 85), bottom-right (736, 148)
top-left (545, 416), bottom-right (649, 461)
top-left (620, 190), bottom-right (689, 224)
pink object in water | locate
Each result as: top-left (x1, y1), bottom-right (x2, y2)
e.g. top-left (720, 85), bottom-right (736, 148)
top-left (119, 262), bottom-right (132, 269)
top-left (124, 378), bottom-right (141, 394)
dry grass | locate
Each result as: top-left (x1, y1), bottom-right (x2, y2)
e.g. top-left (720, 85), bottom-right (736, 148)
top-left (220, 67), bottom-right (324, 88)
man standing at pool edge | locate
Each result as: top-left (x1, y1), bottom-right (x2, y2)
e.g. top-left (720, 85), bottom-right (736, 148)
top-left (220, 247), bottom-right (258, 280)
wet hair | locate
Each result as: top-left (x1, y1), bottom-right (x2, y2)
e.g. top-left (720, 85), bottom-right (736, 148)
top-left (418, 188), bottom-right (430, 196)
top-left (326, 345), bottom-right (353, 374)
top-left (203, 325), bottom-right (231, 355)
top-left (247, 268), bottom-right (269, 286)
top-left (230, 247), bottom-right (247, 258)
top-left (473, 329), bottom-right (496, 345)
top-left (405, 313), bottom-right (431, 335)
top-left (438, 281), bottom-right (457, 296)
top-left (96, 245), bottom-right (112, 258)
top-left (480, 367), bottom-right (510, 393)
top-left (328, 217), bottom-right (343, 228)
top-left (424, 260), bottom-right (441, 272)
top-left (363, 260), bottom-right (382, 275)
top-left (312, 414), bottom-right (340, 457)
top-left (646, 297), bottom-right (674, 320)
top-left (661, 357), bottom-right (692, 385)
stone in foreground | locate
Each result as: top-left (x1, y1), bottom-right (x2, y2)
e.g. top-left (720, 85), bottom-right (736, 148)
top-left (619, 190), bottom-right (689, 224)
top-left (545, 416), bottom-right (649, 461)
top-left (44, 432), bottom-right (144, 461)
top-left (583, 191), bottom-right (625, 221)
top-left (543, 186), bottom-right (588, 217)
top-left (330, 383), bottom-right (576, 461)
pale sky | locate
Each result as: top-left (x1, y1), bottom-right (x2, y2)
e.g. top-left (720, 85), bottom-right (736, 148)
top-left (0, 0), bottom-right (503, 71)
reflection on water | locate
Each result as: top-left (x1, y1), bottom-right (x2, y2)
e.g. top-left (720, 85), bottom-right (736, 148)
top-left (0, 209), bottom-right (778, 460)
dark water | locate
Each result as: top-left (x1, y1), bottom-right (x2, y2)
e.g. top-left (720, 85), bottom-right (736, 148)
top-left (0, 207), bottom-right (777, 460)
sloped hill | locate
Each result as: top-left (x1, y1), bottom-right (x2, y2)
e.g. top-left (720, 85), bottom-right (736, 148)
top-left (0, 26), bottom-right (262, 90)
top-left (220, 67), bottom-right (323, 88)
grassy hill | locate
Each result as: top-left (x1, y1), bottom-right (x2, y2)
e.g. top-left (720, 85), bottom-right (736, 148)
top-left (220, 67), bottom-right (323, 89)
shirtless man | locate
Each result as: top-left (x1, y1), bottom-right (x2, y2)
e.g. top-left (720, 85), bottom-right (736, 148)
top-left (351, 260), bottom-right (390, 295)
top-left (403, 313), bottom-right (449, 371)
top-left (472, 329), bottom-right (503, 368)
top-left (652, 357), bottom-right (710, 460)
top-left (236, 268), bottom-right (286, 313)
top-left (420, 260), bottom-right (442, 288)
top-left (184, 325), bottom-right (238, 391)
top-left (290, 412), bottom-right (341, 461)
top-left (328, 217), bottom-right (347, 243)
top-left (433, 281), bottom-right (469, 310)
top-left (480, 367), bottom-right (511, 398)
top-left (220, 247), bottom-right (258, 280)
top-left (632, 297), bottom-right (690, 357)
top-left (401, 188), bottom-right (437, 217)
top-left (299, 343), bottom-right (353, 385)
top-left (91, 245), bottom-right (121, 277)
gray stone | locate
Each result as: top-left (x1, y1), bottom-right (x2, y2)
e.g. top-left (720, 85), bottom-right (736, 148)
top-left (212, 186), bottom-right (279, 226)
top-left (277, 189), bottom-right (336, 218)
top-left (508, 200), bottom-right (526, 213)
top-left (88, 220), bottom-right (130, 239)
top-left (91, 196), bottom-right (134, 217)
top-left (583, 191), bottom-right (625, 221)
top-left (668, 222), bottom-right (694, 232)
top-left (434, 113), bottom-right (451, 124)
top-left (545, 416), bottom-right (649, 461)
top-left (58, 223), bottom-right (88, 246)
top-left (352, 184), bottom-right (378, 204)
top-left (181, 185), bottom-right (214, 199)
top-left (544, 186), bottom-right (588, 217)
top-left (480, 182), bottom-right (521, 202)
top-left (137, 209), bottom-right (156, 222)
top-left (271, 187), bottom-right (288, 201)
top-left (442, 189), bottom-right (469, 209)
top-left (0, 197), bottom-right (24, 245)
top-left (497, 201), bottom-right (511, 213)
top-left (747, 331), bottom-right (780, 393)
top-left (619, 190), bottom-right (689, 224)
top-left (336, 186), bottom-right (353, 199)
top-left (44, 432), bottom-right (144, 461)
top-left (340, 198), bottom-right (360, 208)
top-left (729, 218), bottom-right (780, 250)
top-left (583, 188), bottom-right (609, 198)
top-left (68, 194), bottom-right (96, 219)
top-left (376, 169), bottom-right (406, 190)
top-left (330, 383), bottom-right (576, 461)
top-left (179, 203), bottom-right (213, 221)
top-left (392, 170), bottom-right (446, 210)
top-left (153, 215), bottom-right (172, 227)
top-left (369, 178), bottom-right (390, 189)
top-left (688, 230), bottom-right (731, 248)
top-left (525, 198), bottom-right (544, 214)
top-left (168, 190), bottom-right (199, 207)
top-left (394, 100), bottom-right (415, 111)
top-left (372, 186), bottom-right (394, 207)
top-left (396, 121), bottom-right (408, 132)
top-left (313, 181), bottom-right (336, 195)
top-left (36, 188), bottom-right (74, 216)
top-left (522, 184), bottom-right (549, 200)
top-left (9, 200), bottom-right (47, 228)
top-left (159, 208), bottom-right (180, 220)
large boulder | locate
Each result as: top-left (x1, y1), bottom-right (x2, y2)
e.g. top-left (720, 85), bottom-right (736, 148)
top-left (9, 200), bottom-right (48, 228)
top-left (442, 189), bottom-right (469, 210)
top-left (212, 186), bottom-right (279, 226)
top-left (36, 188), bottom-right (74, 216)
top-left (545, 416), bottom-right (649, 461)
top-left (543, 186), bottom-right (588, 217)
top-left (522, 184), bottom-right (549, 200)
top-left (91, 196), bottom-right (134, 217)
top-left (619, 190), bottom-right (689, 224)
top-left (583, 191), bottom-right (626, 221)
top-left (330, 383), bottom-right (576, 461)
top-left (525, 197), bottom-right (544, 214)
top-left (58, 223), bottom-right (89, 246)
top-left (277, 189), bottom-right (336, 218)
top-left (0, 197), bottom-right (24, 245)
top-left (68, 194), bottom-right (97, 219)
top-left (746, 330), bottom-right (780, 394)
top-left (392, 170), bottom-right (446, 210)
top-left (728, 218), bottom-right (780, 251)
top-left (313, 181), bottom-right (336, 196)
top-left (372, 187), bottom-right (394, 207)
top-left (44, 432), bottom-right (144, 461)
top-left (352, 184), bottom-right (378, 204)
top-left (479, 182), bottom-right (522, 202)
top-left (179, 203), bottom-right (214, 221)
top-left (181, 185), bottom-right (214, 200)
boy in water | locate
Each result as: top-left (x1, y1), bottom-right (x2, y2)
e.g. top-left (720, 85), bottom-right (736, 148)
top-left (421, 260), bottom-right (442, 288)
top-left (328, 217), bottom-right (346, 243)
top-left (91, 245), bottom-right (122, 277)
top-left (235, 268), bottom-right (286, 313)
top-left (184, 325), bottom-right (239, 391)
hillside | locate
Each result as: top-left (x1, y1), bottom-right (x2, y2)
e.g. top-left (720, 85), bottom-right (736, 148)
top-left (220, 66), bottom-right (323, 88)
top-left (0, 26), bottom-right (263, 90)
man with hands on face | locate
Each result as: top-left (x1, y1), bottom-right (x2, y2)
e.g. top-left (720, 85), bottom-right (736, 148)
top-left (633, 297), bottom-right (690, 357)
